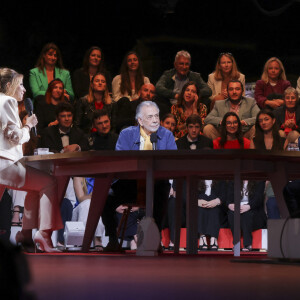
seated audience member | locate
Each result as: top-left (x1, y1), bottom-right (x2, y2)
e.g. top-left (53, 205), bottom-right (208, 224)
top-left (204, 79), bottom-right (259, 140)
top-left (29, 43), bottom-right (74, 103)
top-left (112, 51), bottom-right (150, 102)
top-left (283, 180), bottom-right (300, 218)
top-left (274, 87), bottom-right (300, 146)
top-left (160, 113), bottom-right (177, 136)
top-left (250, 109), bottom-right (285, 150)
top-left (35, 79), bottom-right (66, 135)
top-left (254, 57), bottom-right (291, 109)
top-left (171, 81), bottom-right (207, 139)
top-left (130, 83), bottom-right (170, 119)
top-left (208, 53), bottom-right (245, 110)
top-left (89, 110), bottom-right (119, 150)
top-left (213, 112), bottom-right (250, 149)
top-left (40, 102), bottom-right (89, 153)
top-left (250, 110), bottom-right (285, 219)
top-left (227, 180), bottom-right (267, 251)
top-left (73, 111), bottom-right (118, 250)
top-left (176, 114), bottom-right (213, 150)
top-left (103, 101), bottom-right (176, 251)
top-left (72, 46), bottom-right (111, 101)
top-left (73, 177), bottom-right (106, 250)
top-left (39, 102), bottom-right (89, 244)
top-left (167, 115), bottom-right (213, 249)
top-left (197, 180), bottom-right (226, 251)
top-left (75, 73), bottom-right (113, 134)
top-left (155, 50), bottom-right (212, 109)
top-left (114, 83), bottom-right (169, 134)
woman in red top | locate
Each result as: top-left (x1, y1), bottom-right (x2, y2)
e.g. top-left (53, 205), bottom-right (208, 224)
top-left (213, 112), bottom-right (250, 149)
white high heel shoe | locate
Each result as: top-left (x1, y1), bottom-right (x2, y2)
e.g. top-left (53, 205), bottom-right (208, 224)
top-left (33, 231), bottom-right (61, 253)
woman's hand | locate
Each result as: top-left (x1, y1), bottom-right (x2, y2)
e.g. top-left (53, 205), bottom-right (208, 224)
top-left (221, 89), bottom-right (228, 99)
top-left (284, 119), bottom-right (296, 128)
top-left (26, 114), bottom-right (38, 128)
top-left (228, 203), bottom-right (234, 211)
top-left (203, 198), bottom-right (221, 208)
top-left (48, 120), bottom-right (59, 127)
top-left (265, 99), bottom-right (284, 108)
top-left (240, 204), bottom-right (250, 213)
top-left (116, 205), bottom-right (128, 213)
top-left (192, 95), bottom-right (199, 113)
top-left (64, 90), bottom-right (70, 101)
top-left (214, 94), bottom-right (225, 101)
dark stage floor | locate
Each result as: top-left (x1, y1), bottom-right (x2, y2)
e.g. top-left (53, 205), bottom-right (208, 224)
top-left (23, 251), bottom-right (299, 300)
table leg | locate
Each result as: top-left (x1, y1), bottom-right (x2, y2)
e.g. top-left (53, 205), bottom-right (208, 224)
top-left (0, 186), bottom-right (5, 201)
top-left (146, 158), bottom-right (154, 218)
top-left (82, 175), bottom-right (113, 253)
top-left (186, 176), bottom-right (198, 255)
top-left (233, 159), bottom-right (241, 257)
top-left (174, 178), bottom-right (183, 254)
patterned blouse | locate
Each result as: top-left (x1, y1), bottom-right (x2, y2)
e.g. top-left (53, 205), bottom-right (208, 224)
top-left (171, 103), bottom-right (207, 138)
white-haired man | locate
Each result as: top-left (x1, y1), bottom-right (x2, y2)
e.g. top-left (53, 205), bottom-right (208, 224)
top-left (116, 101), bottom-right (177, 150)
top-left (155, 50), bottom-right (211, 108)
top-left (102, 101), bottom-right (177, 251)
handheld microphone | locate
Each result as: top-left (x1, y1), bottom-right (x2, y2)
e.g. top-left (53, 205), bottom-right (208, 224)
top-left (24, 98), bottom-right (37, 136)
top-left (150, 132), bottom-right (158, 150)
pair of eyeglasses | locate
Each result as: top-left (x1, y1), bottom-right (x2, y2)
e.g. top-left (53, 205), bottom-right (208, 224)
top-left (219, 52), bottom-right (233, 58)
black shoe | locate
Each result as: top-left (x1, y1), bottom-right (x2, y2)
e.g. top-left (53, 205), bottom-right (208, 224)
top-left (242, 245), bottom-right (252, 252)
top-left (209, 241), bottom-right (219, 251)
top-left (198, 236), bottom-right (208, 251)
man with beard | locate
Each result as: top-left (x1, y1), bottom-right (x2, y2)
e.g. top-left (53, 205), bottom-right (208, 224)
top-left (203, 80), bottom-right (259, 140)
top-left (89, 110), bottom-right (118, 150)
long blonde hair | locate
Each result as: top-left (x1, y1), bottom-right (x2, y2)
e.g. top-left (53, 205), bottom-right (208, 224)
top-left (0, 68), bottom-right (23, 97)
top-left (261, 57), bottom-right (286, 83)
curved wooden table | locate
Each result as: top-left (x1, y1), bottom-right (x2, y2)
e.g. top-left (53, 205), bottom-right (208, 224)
top-left (26, 149), bottom-right (300, 256)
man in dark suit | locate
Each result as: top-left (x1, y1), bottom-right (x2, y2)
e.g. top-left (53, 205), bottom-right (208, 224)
top-left (168, 114), bottom-right (213, 249)
top-left (39, 102), bottom-right (89, 152)
top-left (176, 114), bottom-right (213, 150)
top-left (39, 102), bottom-right (89, 245)
top-left (89, 110), bottom-right (118, 150)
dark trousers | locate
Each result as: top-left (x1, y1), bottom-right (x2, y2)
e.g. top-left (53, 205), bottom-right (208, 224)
top-left (57, 198), bottom-right (73, 243)
top-left (102, 180), bottom-right (169, 240)
top-left (167, 196), bottom-right (186, 242)
top-left (0, 190), bottom-right (12, 243)
top-left (266, 197), bottom-right (280, 219)
top-left (283, 180), bottom-right (300, 217)
top-left (228, 210), bottom-right (253, 247)
top-left (198, 206), bottom-right (221, 238)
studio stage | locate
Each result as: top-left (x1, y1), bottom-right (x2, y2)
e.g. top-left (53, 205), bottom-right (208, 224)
top-left (25, 251), bottom-right (299, 300)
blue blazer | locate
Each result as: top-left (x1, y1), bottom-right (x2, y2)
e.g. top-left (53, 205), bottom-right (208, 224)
top-left (29, 67), bottom-right (74, 100)
top-left (116, 125), bottom-right (177, 150)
